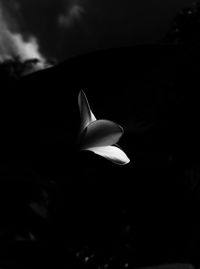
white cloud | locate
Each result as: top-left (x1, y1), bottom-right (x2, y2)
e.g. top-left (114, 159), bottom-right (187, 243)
top-left (58, 4), bottom-right (84, 28)
top-left (0, 1), bottom-right (50, 74)
top-left (0, 32), bottom-right (44, 62)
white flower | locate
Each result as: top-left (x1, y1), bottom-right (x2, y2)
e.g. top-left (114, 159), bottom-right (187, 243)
top-left (77, 90), bottom-right (130, 165)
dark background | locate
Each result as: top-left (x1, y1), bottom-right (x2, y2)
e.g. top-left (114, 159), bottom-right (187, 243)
top-left (1, 1), bottom-right (200, 269)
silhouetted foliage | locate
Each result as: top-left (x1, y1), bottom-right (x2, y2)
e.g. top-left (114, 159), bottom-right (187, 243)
top-left (0, 58), bottom-right (56, 79)
top-left (164, 1), bottom-right (200, 44)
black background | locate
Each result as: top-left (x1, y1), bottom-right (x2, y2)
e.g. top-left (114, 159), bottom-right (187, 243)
top-left (1, 1), bottom-right (200, 269)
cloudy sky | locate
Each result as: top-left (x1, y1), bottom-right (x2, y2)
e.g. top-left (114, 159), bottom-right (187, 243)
top-left (0, 0), bottom-right (195, 63)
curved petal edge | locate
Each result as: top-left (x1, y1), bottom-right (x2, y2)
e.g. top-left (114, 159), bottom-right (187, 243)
top-left (80, 119), bottom-right (124, 149)
top-left (78, 90), bottom-right (96, 131)
top-left (85, 145), bottom-right (130, 165)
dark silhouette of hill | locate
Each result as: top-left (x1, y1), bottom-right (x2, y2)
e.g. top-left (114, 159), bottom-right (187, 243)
top-left (1, 44), bottom-right (200, 268)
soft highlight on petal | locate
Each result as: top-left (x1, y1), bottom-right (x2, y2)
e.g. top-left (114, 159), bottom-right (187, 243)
top-left (78, 90), bottom-right (96, 131)
top-left (80, 119), bottom-right (123, 149)
top-left (86, 145), bottom-right (130, 165)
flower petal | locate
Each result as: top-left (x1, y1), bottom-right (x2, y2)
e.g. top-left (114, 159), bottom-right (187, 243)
top-left (80, 119), bottom-right (123, 149)
top-left (85, 145), bottom-right (130, 165)
top-left (78, 90), bottom-right (96, 131)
